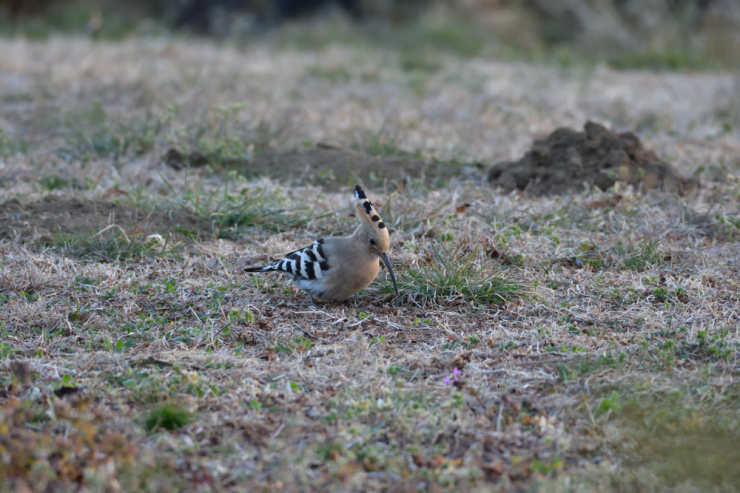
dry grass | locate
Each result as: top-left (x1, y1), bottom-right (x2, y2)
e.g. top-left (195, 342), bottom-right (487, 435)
top-left (0, 28), bottom-right (739, 492)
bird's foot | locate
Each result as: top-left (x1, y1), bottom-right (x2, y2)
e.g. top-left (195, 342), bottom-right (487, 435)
top-left (343, 294), bottom-right (359, 309)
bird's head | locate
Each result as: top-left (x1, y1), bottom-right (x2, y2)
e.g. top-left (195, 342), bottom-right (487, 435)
top-left (353, 184), bottom-right (398, 296)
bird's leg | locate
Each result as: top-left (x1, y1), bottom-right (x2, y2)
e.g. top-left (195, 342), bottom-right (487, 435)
top-left (309, 294), bottom-right (316, 307)
top-left (348, 294), bottom-right (359, 309)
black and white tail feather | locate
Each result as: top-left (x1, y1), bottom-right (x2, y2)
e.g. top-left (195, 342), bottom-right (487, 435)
top-left (245, 238), bottom-right (330, 282)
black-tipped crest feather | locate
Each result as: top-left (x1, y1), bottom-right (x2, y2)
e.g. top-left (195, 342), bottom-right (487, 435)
top-left (354, 185), bottom-right (386, 229)
top-left (354, 185), bottom-right (367, 200)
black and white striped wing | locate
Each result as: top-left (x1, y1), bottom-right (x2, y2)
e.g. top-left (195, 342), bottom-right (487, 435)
top-left (265, 239), bottom-right (331, 281)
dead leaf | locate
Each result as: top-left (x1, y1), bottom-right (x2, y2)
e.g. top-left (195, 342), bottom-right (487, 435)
top-left (10, 361), bottom-right (31, 386)
top-left (258, 350), bottom-right (277, 361)
top-left (585, 194), bottom-right (622, 210)
top-left (455, 203), bottom-right (472, 214)
top-left (449, 351), bottom-right (472, 369)
top-left (105, 187), bottom-right (128, 197)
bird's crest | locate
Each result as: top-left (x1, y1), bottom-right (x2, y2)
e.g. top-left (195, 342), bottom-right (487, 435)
top-left (354, 185), bottom-right (386, 228)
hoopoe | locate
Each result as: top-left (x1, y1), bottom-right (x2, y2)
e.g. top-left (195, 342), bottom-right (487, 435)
top-left (245, 185), bottom-right (399, 304)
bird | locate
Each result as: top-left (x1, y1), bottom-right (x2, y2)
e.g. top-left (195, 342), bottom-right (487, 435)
top-left (245, 185), bottom-right (399, 304)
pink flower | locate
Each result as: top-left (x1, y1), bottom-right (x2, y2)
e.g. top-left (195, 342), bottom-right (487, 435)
top-left (444, 367), bottom-right (460, 385)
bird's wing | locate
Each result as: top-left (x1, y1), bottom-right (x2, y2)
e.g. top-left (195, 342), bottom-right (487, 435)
top-left (260, 238), bottom-right (331, 281)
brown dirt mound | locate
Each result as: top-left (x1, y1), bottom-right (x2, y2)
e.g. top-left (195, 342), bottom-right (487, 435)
top-left (487, 121), bottom-right (699, 196)
top-left (0, 197), bottom-right (202, 241)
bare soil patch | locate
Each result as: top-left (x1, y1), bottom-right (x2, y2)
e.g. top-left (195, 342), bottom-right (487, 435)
top-left (0, 197), bottom-right (202, 241)
top-left (166, 145), bottom-right (472, 190)
top-left (487, 121), bottom-right (700, 196)
top-left (249, 146), bottom-right (428, 190)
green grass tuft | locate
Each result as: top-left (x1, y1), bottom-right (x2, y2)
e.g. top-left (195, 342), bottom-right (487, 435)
top-left (349, 125), bottom-right (415, 158)
top-left (39, 175), bottom-right (90, 191)
top-left (172, 105), bottom-right (284, 170)
top-left (58, 102), bottom-right (162, 162)
top-left (571, 238), bottom-right (663, 271)
top-left (0, 128), bottom-right (30, 156)
top-left (380, 241), bottom-right (525, 305)
top-left (607, 49), bottom-right (722, 72)
top-left (144, 403), bottom-right (193, 434)
top-left (165, 175), bottom-right (312, 239)
top-left (614, 238), bottom-right (662, 271)
top-left (49, 224), bottom-right (183, 262)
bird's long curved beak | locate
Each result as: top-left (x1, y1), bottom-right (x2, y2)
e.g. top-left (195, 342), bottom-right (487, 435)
top-left (380, 252), bottom-right (399, 297)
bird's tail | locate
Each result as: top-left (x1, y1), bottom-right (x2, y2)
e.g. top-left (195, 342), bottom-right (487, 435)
top-left (244, 265), bottom-right (273, 273)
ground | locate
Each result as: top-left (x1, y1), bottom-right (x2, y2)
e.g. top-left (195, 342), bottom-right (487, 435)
top-left (0, 26), bottom-right (740, 492)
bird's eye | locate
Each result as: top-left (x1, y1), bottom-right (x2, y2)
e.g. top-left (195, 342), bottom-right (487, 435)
top-left (369, 238), bottom-right (376, 245)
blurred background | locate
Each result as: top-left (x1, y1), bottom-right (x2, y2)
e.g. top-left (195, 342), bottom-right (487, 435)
top-left (0, 0), bottom-right (738, 71)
